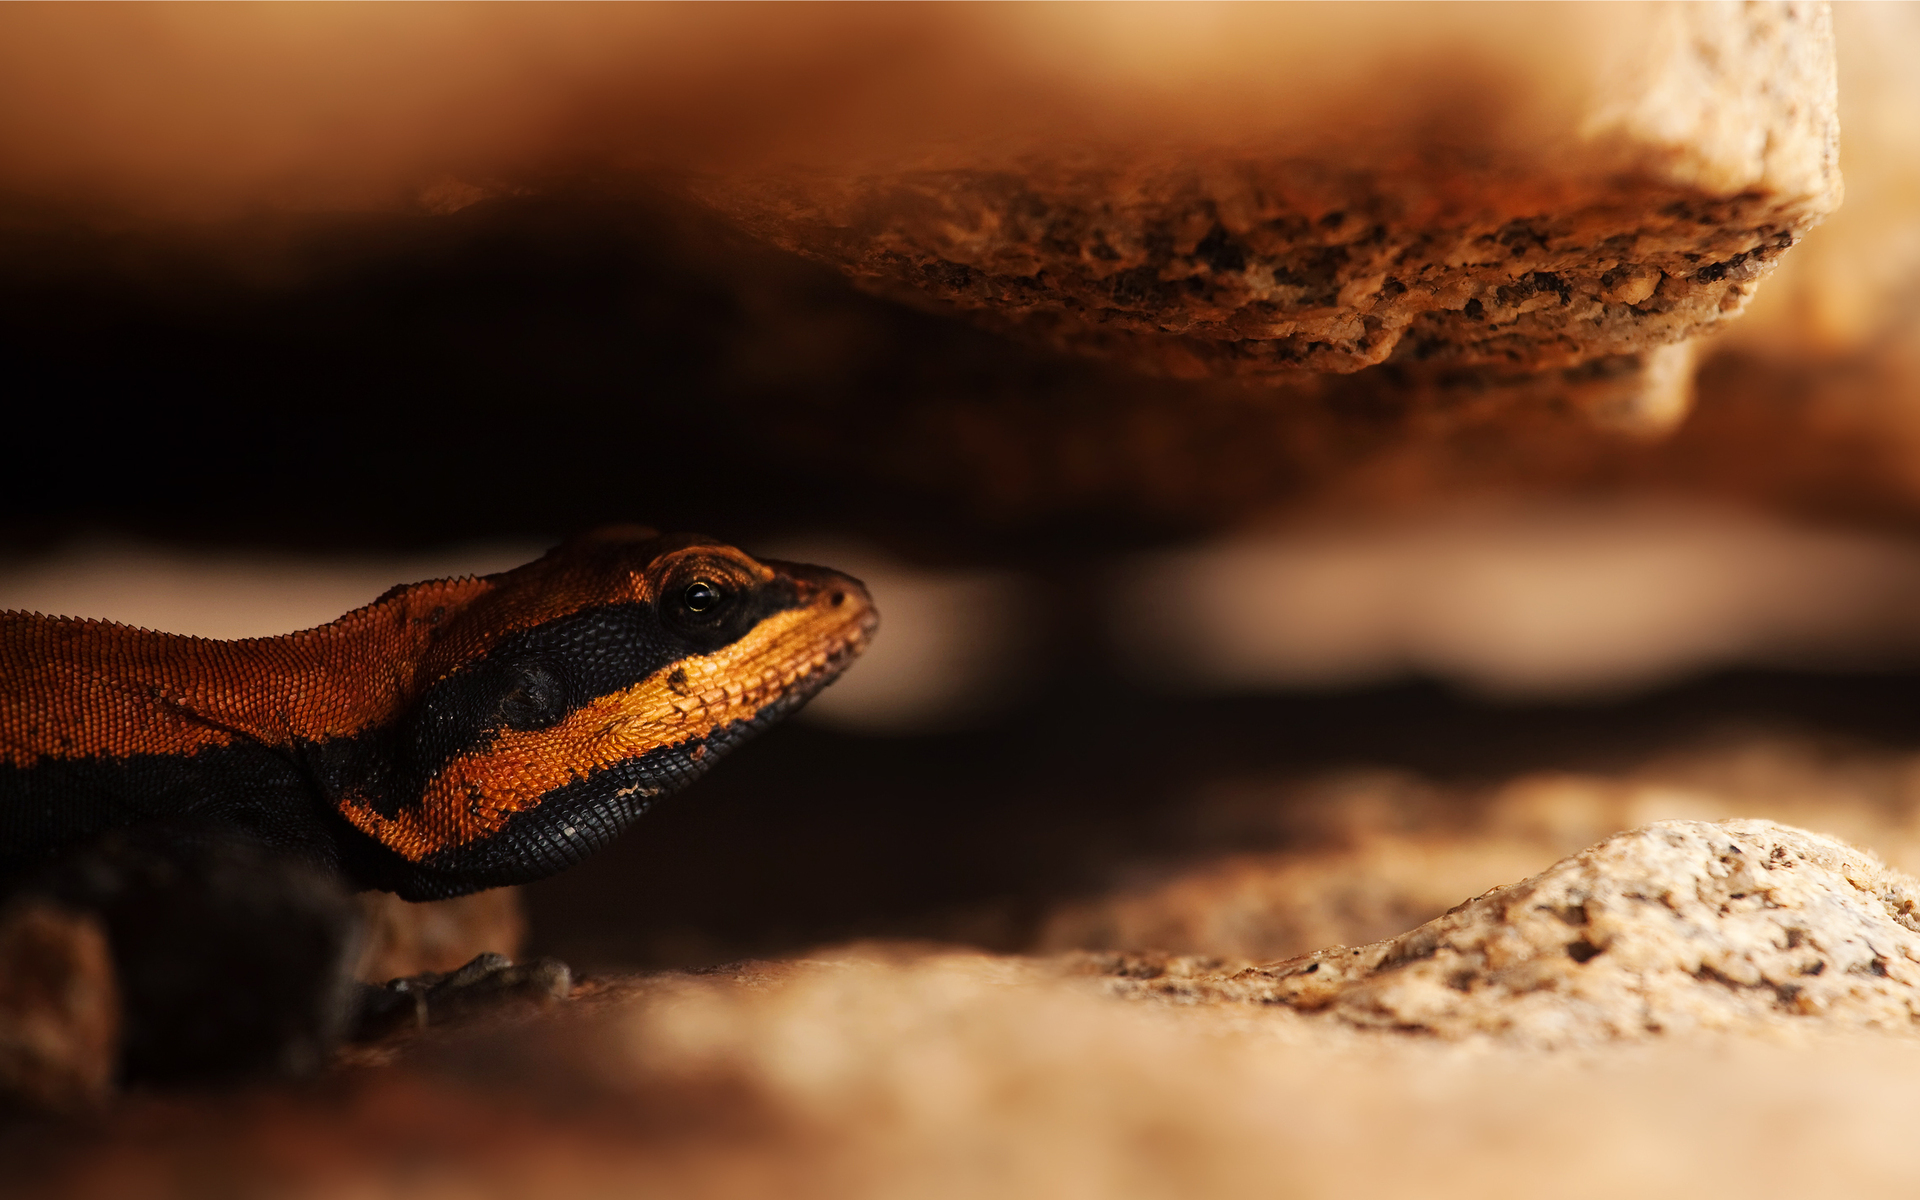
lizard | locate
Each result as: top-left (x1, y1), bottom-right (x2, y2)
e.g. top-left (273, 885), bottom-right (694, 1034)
top-left (0, 527), bottom-right (876, 1084)
top-left (0, 525), bottom-right (877, 900)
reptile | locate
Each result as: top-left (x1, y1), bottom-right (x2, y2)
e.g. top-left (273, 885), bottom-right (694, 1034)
top-left (0, 527), bottom-right (876, 1084)
top-left (0, 526), bottom-right (877, 899)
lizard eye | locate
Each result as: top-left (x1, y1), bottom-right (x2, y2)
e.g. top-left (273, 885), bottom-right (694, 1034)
top-left (682, 580), bottom-right (722, 613)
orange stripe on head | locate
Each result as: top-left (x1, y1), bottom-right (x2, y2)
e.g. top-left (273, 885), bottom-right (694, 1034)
top-left (337, 551), bottom-right (876, 866)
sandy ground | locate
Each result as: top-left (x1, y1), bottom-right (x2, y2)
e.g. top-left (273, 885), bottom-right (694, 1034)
top-left (12, 943), bottom-right (1920, 1200)
top-left (14, 756), bottom-right (1920, 1199)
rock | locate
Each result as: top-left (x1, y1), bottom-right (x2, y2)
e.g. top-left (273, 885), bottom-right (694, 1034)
top-left (0, 6), bottom-right (1838, 384)
top-left (1039, 834), bottom-right (1557, 964)
top-left (1098, 819), bottom-right (1920, 1048)
top-left (1036, 752), bottom-right (1920, 965)
top-left (0, 6), bottom-right (1908, 533)
top-left (27, 826), bottom-right (367, 1084)
top-left (21, 869), bottom-right (1920, 1194)
top-left (354, 888), bottom-right (528, 983)
top-left (0, 900), bottom-right (118, 1113)
top-left (1725, 3), bottom-right (1920, 358)
top-left (692, 4), bottom-right (1840, 379)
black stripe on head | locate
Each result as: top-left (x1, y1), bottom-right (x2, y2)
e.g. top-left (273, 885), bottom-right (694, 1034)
top-left (327, 566), bottom-right (803, 819)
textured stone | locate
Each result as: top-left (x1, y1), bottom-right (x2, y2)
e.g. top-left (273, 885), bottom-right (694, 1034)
top-left (1040, 835), bottom-right (1556, 965)
top-left (1098, 819), bottom-right (1920, 1047)
top-left (701, 173), bottom-right (1816, 383)
top-left (1727, 2), bottom-right (1920, 357)
top-left (692, 3), bottom-right (1839, 379)
top-left (1039, 748), bottom-right (1920, 966)
top-left (0, 5), bottom-right (1902, 531)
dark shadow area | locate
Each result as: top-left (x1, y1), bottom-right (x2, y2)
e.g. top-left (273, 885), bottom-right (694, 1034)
top-left (522, 666), bottom-right (1920, 971)
top-left (0, 193), bottom-right (889, 551)
top-left (0, 190), bottom-right (1221, 563)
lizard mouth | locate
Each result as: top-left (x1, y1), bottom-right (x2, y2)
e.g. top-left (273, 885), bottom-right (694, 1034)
top-left (373, 567), bottom-right (878, 891)
top-left (754, 607), bottom-right (878, 720)
top-left (727, 582), bottom-right (878, 727)
top-left (749, 557), bottom-right (878, 707)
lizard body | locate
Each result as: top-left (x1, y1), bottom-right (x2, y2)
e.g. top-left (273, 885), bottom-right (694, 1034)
top-left (0, 528), bottom-right (876, 899)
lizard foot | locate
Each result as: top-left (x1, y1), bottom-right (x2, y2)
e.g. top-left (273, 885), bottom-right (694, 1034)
top-left (350, 952), bottom-right (571, 1041)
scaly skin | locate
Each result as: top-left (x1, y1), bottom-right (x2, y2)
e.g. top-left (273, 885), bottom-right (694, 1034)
top-left (0, 527), bottom-right (877, 899)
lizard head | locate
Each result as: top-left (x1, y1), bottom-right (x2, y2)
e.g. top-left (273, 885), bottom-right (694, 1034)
top-left (336, 527), bottom-right (876, 896)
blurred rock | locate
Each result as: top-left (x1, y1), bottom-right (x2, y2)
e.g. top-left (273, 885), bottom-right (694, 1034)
top-left (0, 901), bottom-right (117, 1113)
top-left (26, 826), bottom-right (366, 1085)
top-left (1116, 500), bottom-right (1920, 699)
top-left (24, 936), bottom-right (1920, 1198)
top-left (0, 541), bottom-right (541, 641)
top-left (766, 541), bottom-right (1031, 733)
top-left (354, 889), bottom-right (528, 983)
top-left (1106, 819), bottom-right (1920, 1048)
top-left (1040, 835), bottom-right (1557, 964)
top-left (1035, 740), bottom-right (1920, 964)
top-left (0, 7), bottom-right (1911, 540)
top-left (1725, 3), bottom-right (1920, 358)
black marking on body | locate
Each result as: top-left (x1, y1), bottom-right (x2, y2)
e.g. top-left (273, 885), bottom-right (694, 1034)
top-left (0, 742), bottom-right (351, 883)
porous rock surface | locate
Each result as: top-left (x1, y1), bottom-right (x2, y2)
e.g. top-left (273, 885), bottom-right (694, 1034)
top-left (1094, 819), bottom-right (1920, 1046)
top-left (693, 3), bottom-right (1840, 379)
top-left (703, 171), bottom-right (1816, 382)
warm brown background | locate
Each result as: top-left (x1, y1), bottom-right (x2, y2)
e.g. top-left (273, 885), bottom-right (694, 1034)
top-left (8, 5), bottom-right (1920, 1197)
